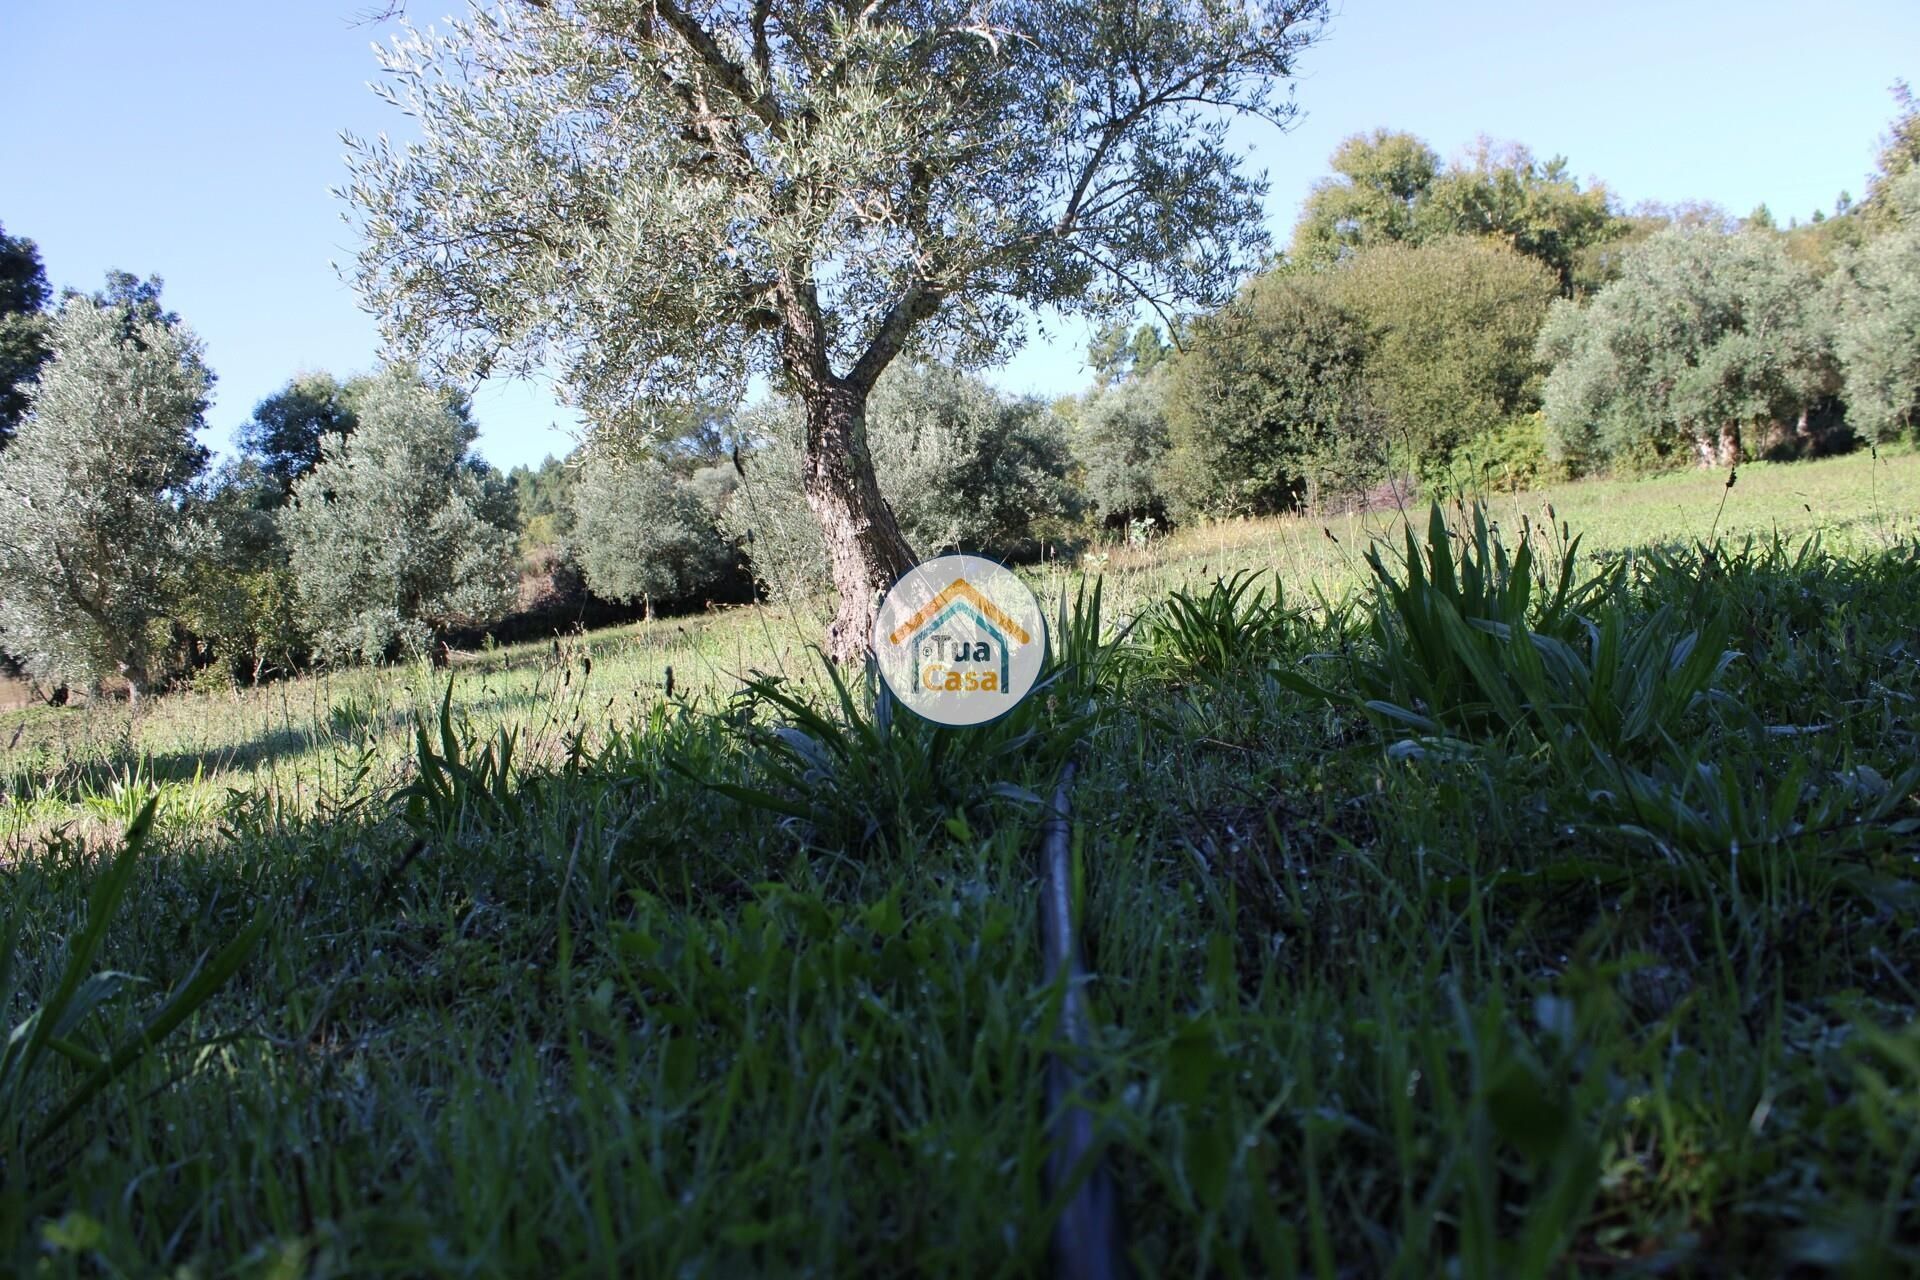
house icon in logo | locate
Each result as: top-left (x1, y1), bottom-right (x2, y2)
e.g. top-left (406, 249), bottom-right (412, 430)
top-left (887, 578), bottom-right (1033, 694)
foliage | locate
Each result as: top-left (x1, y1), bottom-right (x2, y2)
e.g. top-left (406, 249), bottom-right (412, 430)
top-left (176, 460), bottom-right (309, 683)
top-left (1071, 373), bottom-right (1173, 524)
top-left (0, 294), bottom-right (211, 699)
top-left (1290, 131), bottom-right (1620, 292)
top-left (1, 798), bottom-right (265, 1218)
top-left (1281, 503), bottom-right (1733, 759)
top-left (1445, 411), bottom-right (1560, 493)
top-left (0, 222), bottom-right (52, 449)
top-left (74, 270), bottom-right (181, 341)
top-left (1143, 568), bottom-right (1295, 677)
top-left (1161, 271), bottom-right (1380, 515)
top-left (1086, 322), bottom-right (1172, 387)
top-left (343, 0), bottom-right (1330, 421)
top-left (1320, 236), bottom-right (1559, 475)
top-left (281, 365), bottom-right (517, 661)
top-left (568, 449), bottom-right (735, 610)
top-left (1864, 79), bottom-right (1920, 221)
top-left (1289, 129), bottom-right (1440, 265)
top-left (342, 0), bottom-right (1330, 655)
top-left (1537, 226), bottom-right (1836, 470)
top-left (1830, 168), bottom-right (1920, 444)
top-left (236, 372), bottom-right (361, 500)
top-left (5, 460), bottom-right (1920, 1275)
top-left (507, 454), bottom-right (577, 558)
top-left (725, 363), bottom-right (1076, 599)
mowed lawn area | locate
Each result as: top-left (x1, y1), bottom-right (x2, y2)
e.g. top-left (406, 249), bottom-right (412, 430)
top-left (3, 447), bottom-right (1919, 1276)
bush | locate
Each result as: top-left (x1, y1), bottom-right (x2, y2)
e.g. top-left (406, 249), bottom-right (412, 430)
top-left (1320, 236), bottom-right (1559, 480)
top-left (1161, 272), bottom-right (1382, 517)
top-left (1441, 412), bottom-right (1562, 493)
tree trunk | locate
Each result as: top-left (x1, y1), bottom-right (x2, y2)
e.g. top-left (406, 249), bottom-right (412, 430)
top-left (798, 381), bottom-right (917, 663)
top-left (1716, 422), bottom-right (1742, 468)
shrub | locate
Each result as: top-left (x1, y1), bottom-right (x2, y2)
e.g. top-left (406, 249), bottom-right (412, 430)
top-left (1161, 272), bottom-right (1382, 517)
top-left (1320, 236), bottom-right (1559, 480)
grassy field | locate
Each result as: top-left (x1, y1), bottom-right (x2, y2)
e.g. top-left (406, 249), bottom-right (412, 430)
top-left (3, 448), bottom-right (1919, 1276)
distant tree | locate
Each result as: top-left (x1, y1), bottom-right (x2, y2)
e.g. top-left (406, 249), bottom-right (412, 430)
top-left (0, 295), bottom-right (212, 702)
top-left (1865, 80), bottom-right (1920, 225)
top-left (725, 363), bottom-right (1075, 601)
top-left (0, 222), bottom-right (53, 448)
top-left (1290, 130), bottom-right (1441, 265)
top-left (1831, 168), bottom-right (1920, 444)
top-left (865, 363), bottom-right (1075, 558)
top-left (238, 373), bottom-right (361, 499)
top-left (1087, 322), bottom-right (1173, 387)
top-left (1071, 374), bottom-right (1172, 525)
top-left (1161, 272), bottom-right (1379, 515)
top-left (568, 451), bottom-right (733, 615)
top-left (344, 0), bottom-right (1329, 660)
top-left (1321, 236), bottom-right (1559, 474)
top-left (1417, 140), bottom-right (1618, 294)
top-left (76, 270), bottom-right (181, 339)
top-left (1290, 132), bottom-right (1619, 294)
top-left (508, 454), bottom-right (579, 560)
top-left (281, 366), bottom-right (517, 661)
top-left (1537, 227), bottom-right (1835, 469)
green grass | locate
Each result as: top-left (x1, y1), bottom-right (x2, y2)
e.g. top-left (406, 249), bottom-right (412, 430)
top-left (2, 450), bottom-right (1918, 1276)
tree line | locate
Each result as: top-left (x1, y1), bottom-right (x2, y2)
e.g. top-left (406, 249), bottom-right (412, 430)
top-left (2, 84), bottom-right (1916, 702)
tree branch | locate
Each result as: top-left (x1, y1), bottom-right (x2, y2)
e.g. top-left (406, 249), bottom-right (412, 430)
top-left (847, 279), bottom-right (944, 390)
top-left (651, 0), bottom-right (787, 137)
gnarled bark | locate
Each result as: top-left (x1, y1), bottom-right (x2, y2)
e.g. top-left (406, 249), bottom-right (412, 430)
top-left (798, 381), bottom-right (917, 663)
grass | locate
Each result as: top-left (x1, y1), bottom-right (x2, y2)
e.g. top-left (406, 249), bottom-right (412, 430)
top-left (1, 448), bottom-right (1917, 1276)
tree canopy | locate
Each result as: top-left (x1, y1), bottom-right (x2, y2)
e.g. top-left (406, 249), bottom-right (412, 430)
top-left (569, 452), bottom-right (734, 612)
top-left (1320, 236), bottom-right (1559, 472)
top-left (1290, 131), bottom-right (1619, 293)
top-left (1831, 168), bottom-right (1920, 444)
top-left (1161, 271), bottom-right (1377, 515)
top-left (238, 372), bottom-right (363, 499)
top-left (0, 222), bottom-right (52, 448)
top-left (0, 294), bottom-right (211, 699)
top-left (281, 366), bottom-right (517, 661)
top-left (1537, 227), bottom-right (1834, 469)
top-left (343, 0), bottom-right (1329, 657)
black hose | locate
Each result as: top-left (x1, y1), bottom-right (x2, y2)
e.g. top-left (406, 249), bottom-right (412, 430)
top-left (1039, 760), bottom-right (1130, 1280)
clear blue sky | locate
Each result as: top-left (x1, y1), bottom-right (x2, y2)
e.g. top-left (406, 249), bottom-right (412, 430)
top-left (4, 2), bottom-right (1913, 471)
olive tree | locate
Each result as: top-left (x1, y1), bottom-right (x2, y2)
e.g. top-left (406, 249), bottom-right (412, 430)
top-left (343, 0), bottom-right (1328, 659)
top-left (569, 451), bottom-right (734, 614)
top-left (1072, 375), bottom-right (1172, 525)
top-left (1831, 169), bottom-right (1920, 443)
top-left (723, 361), bottom-right (1074, 600)
top-left (1537, 227), bottom-right (1834, 470)
top-left (0, 296), bottom-right (211, 702)
top-left (281, 366), bottom-right (517, 662)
